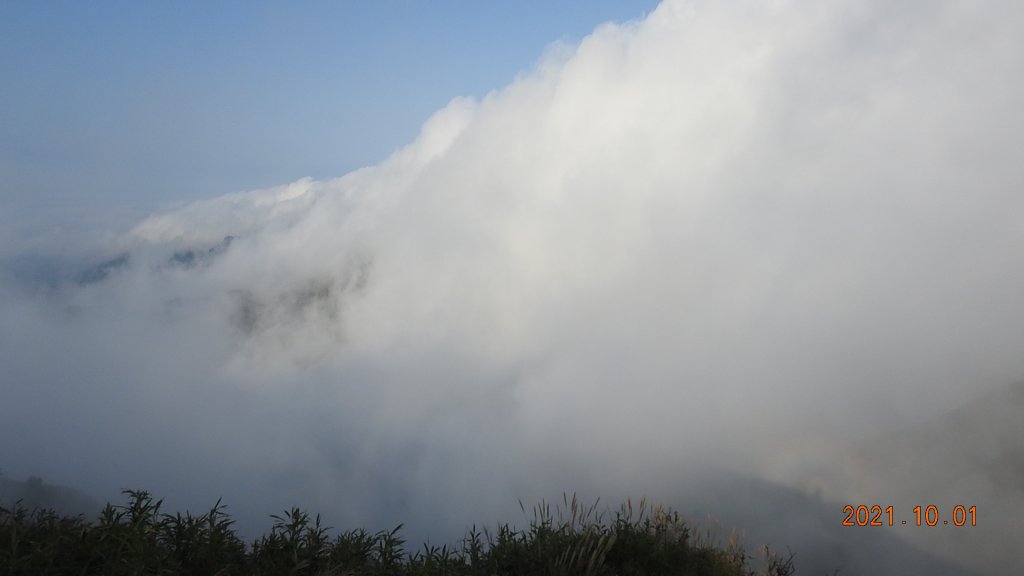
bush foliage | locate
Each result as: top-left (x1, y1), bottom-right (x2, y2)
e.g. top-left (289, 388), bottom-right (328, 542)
top-left (0, 490), bottom-right (794, 575)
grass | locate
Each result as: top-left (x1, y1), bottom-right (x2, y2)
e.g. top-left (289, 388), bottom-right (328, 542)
top-left (0, 490), bottom-right (795, 575)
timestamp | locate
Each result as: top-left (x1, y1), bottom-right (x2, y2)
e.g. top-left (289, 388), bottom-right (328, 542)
top-left (841, 505), bottom-right (976, 527)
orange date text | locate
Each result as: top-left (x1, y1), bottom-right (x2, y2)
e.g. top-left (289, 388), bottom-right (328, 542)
top-left (841, 505), bottom-right (976, 527)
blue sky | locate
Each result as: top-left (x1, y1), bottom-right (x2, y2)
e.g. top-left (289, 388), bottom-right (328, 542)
top-left (1, 1), bottom-right (659, 252)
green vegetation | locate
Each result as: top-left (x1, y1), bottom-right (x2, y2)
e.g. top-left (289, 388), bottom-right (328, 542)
top-left (1, 490), bottom-right (794, 575)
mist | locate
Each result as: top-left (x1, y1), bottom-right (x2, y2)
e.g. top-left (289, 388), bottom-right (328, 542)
top-left (2, 1), bottom-right (1023, 573)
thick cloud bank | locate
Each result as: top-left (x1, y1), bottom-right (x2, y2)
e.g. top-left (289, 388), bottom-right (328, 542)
top-left (3, 0), bottom-right (1023, 573)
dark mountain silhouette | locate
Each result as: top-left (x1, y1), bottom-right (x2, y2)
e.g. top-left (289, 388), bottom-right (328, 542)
top-left (0, 473), bottom-right (101, 518)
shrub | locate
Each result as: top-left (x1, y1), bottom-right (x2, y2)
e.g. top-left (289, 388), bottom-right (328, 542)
top-left (0, 490), bottom-right (794, 576)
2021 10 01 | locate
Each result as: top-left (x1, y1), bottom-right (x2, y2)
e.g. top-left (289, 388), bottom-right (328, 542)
top-left (841, 505), bottom-right (976, 526)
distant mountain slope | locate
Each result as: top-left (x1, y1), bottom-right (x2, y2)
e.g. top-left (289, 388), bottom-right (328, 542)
top-left (663, 469), bottom-right (980, 576)
top-left (860, 380), bottom-right (1022, 574)
top-left (0, 474), bottom-right (100, 518)
top-left (800, 380), bottom-right (1024, 575)
top-left (864, 380), bottom-right (1024, 495)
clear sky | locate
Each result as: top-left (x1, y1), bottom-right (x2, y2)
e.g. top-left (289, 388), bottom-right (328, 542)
top-left (0, 1), bottom-right (659, 253)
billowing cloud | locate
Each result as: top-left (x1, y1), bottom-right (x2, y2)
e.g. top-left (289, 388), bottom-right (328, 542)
top-left (2, 1), bottom-right (1023, 573)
